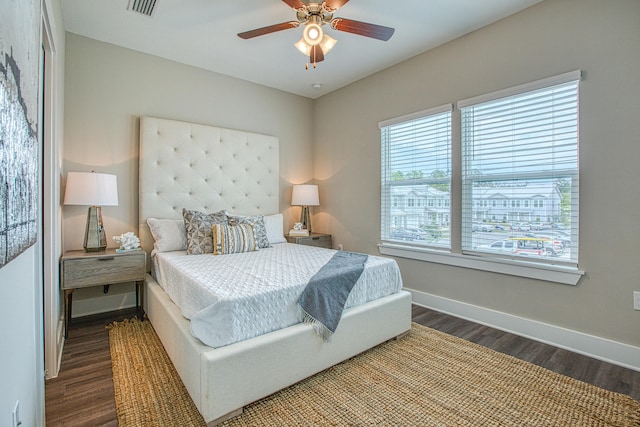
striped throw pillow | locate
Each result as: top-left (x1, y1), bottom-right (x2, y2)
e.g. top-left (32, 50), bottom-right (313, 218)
top-left (212, 223), bottom-right (257, 255)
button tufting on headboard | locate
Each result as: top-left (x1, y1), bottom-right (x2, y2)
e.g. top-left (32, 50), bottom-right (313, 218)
top-left (138, 116), bottom-right (279, 261)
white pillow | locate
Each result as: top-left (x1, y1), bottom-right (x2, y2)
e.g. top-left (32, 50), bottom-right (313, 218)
top-left (147, 218), bottom-right (188, 254)
top-left (264, 214), bottom-right (286, 244)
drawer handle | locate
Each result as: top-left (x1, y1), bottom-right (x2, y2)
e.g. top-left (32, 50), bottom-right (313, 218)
top-left (312, 237), bottom-right (320, 240)
top-left (98, 257), bottom-right (115, 261)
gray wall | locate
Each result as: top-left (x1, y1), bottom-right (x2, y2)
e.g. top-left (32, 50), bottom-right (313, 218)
top-left (313, 0), bottom-right (640, 347)
top-left (62, 33), bottom-right (315, 309)
top-left (0, 250), bottom-right (41, 425)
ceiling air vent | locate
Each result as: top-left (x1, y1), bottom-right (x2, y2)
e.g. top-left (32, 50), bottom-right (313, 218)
top-left (127, 0), bottom-right (157, 17)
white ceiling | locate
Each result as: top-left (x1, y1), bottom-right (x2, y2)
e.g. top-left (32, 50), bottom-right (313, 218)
top-left (61, 0), bottom-right (542, 99)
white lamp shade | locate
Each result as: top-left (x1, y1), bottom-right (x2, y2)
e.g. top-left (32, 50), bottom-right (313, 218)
top-left (64, 172), bottom-right (119, 206)
top-left (291, 184), bottom-right (319, 206)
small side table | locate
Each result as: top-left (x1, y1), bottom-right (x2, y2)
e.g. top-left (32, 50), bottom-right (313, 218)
top-left (286, 233), bottom-right (332, 249)
top-left (60, 248), bottom-right (146, 337)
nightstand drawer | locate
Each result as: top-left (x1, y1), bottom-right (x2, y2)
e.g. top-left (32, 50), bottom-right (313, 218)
top-left (62, 252), bottom-right (146, 289)
top-left (287, 234), bottom-right (332, 248)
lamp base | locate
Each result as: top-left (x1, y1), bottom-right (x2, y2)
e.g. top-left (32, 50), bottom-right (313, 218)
top-left (84, 206), bottom-right (107, 252)
top-left (300, 205), bottom-right (312, 233)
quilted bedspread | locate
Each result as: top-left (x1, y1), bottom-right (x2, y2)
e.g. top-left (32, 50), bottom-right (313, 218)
top-left (153, 243), bottom-right (403, 348)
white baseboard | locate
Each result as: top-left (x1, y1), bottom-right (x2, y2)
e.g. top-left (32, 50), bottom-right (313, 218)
top-left (408, 288), bottom-right (640, 372)
top-left (48, 318), bottom-right (65, 380)
top-left (71, 291), bottom-right (137, 318)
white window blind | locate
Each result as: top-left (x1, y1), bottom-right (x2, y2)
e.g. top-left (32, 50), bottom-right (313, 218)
top-left (460, 73), bottom-right (580, 266)
top-left (380, 104), bottom-right (452, 248)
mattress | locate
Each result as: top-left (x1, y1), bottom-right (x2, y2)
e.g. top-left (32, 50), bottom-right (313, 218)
top-left (153, 243), bottom-right (403, 348)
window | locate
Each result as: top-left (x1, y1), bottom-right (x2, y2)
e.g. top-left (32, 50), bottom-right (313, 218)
top-left (379, 72), bottom-right (582, 284)
top-left (460, 71), bottom-right (580, 266)
top-left (380, 104), bottom-right (452, 248)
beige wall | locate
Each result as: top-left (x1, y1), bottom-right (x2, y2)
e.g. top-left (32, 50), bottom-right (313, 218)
top-left (313, 0), bottom-right (640, 347)
top-left (63, 33), bottom-right (314, 248)
top-left (63, 33), bottom-right (314, 306)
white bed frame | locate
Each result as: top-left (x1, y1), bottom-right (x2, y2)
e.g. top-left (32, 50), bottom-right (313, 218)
top-left (138, 116), bottom-right (412, 425)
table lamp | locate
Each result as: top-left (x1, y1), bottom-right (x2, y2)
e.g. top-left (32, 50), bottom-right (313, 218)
top-left (291, 184), bottom-right (319, 232)
top-left (64, 171), bottom-right (119, 252)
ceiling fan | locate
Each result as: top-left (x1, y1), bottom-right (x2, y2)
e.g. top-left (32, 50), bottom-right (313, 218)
top-left (238, 0), bottom-right (395, 69)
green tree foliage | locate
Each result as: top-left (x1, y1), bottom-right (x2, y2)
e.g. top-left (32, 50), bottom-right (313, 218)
top-left (405, 170), bottom-right (424, 179)
top-left (430, 170), bottom-right (450, 192)
top-left (556, 178), bottom-right (572, 225)
top-left (392, 170), bottom-right (424, 180)
top-left (392, 171), bottom-right (405, 181)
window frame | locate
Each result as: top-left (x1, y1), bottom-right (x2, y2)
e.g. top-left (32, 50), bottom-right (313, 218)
top-left (378, 71), bottom-right (584, 285)
top-left (379, 103), bottom-right (453, 250)
top-left (460, 71), bottom-right (580, 268)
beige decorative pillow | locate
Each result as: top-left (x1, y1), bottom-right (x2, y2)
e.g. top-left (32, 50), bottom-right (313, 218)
top-left (182, 208), bottom-right (227, 255)
top-left (264, 213), bottom-right (286, 244)
top-left (227, 214), bottom-right (269, 248)
top-left (147, 218), bottom-right (187, 254)
top-left (212, 223), bottom-right (257, 255)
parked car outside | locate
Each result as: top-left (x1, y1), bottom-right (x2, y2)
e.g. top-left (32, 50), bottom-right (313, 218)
top-left (472, 222), bottom-right (495, 232)
top-left (389, 228), bottom-right (415, 241)
top-left (478, 237), bottom-right (553, 257)
top-left (478, 239), bottom-right (517, 254)
top-left (511, 237), bottom-right (556, 256)
top-left (551, 230), bottom-right (572, 247)
top-left (406, 228), bottom-right (431, 240)
top-left (533, 234), bottom-right (566, 253)
top-left (514, 222), bottom-right (532, 231)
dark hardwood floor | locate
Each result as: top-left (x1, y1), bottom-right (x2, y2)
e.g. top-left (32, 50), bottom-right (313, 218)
top-left (45, 305), bottom-right (640, 426)
top-left (411, 305), bottom-right (640, 401)
top-left (45, 308), bottom-right (140, 427)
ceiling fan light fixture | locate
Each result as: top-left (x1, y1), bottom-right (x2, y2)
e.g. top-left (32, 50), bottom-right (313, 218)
top-left (295, 34), bottom-right (336, 57)
top-left (239, 0), bottom-right (395, 70)
top-left (319, 34), bottom-right (337, 54)
top-left (295, 38), bottom-right (312, 56)
top-left (303, 22), bottom-right (323, 46)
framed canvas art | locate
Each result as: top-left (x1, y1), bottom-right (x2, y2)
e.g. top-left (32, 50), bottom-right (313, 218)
top-left (0, 0), bottom-right (41, 267)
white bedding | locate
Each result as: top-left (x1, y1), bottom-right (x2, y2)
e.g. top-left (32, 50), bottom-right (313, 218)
top-left (153, 243), bottom-right (403, 348)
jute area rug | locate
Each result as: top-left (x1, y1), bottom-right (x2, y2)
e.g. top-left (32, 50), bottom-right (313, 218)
top-left (108, 318), bottom-right (640, 426)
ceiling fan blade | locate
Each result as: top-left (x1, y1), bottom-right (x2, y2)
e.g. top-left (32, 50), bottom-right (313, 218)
top-left (282, 0), bottom-right (305, 9)
top-left (310, 45), bottom-right (325, 63)
top-left (237, 21), bottom-right (300, 39)
top-left (324, 0), bottom-right (349, 11)
top-left (331, 18), bottom-right (395, 41)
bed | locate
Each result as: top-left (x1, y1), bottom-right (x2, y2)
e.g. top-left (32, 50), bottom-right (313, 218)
top-left (138, 116), bottom-right (412, 425)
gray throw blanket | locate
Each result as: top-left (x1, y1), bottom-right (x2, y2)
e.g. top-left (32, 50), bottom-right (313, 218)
top-left (298, 251), bottom-right (368, 340)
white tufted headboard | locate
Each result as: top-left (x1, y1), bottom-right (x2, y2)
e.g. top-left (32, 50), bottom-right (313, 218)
top-left (138, 116), bottom-right (279, 259)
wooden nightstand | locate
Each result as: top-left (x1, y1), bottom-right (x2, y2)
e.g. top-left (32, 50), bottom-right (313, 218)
top-left (61, 248), bottom-right (146, 337)
top-left (286, 233), bottom-right (332, 249)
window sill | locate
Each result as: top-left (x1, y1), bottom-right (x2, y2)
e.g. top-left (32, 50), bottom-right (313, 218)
top-left (377, 242), bottom-right (584, 286)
